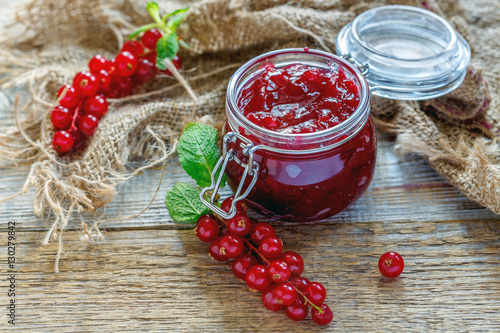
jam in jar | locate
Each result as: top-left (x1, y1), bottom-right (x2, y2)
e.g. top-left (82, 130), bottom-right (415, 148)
top-left (219, 48), bottom-right (376, 222)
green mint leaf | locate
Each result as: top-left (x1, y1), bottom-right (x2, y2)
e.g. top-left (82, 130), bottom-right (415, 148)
top-left (156, 33), bottom-right (179, 69)
top-left (147, 2), bottom-right (162, 25)
top-left (165, 183), bottom-right (210, 222)
top-left (166, 11), bottom-right (188, 32)
top-left (128, 22), bottom-right (158, 39)
top-left (177, 123), bottom-right (225, 188)
top-left (162, 7), bottom-right (190, 25)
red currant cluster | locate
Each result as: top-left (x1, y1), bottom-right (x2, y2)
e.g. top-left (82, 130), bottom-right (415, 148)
top-left (195, 197), bottom-right (334, 325)
top-left (51, 28), bottom-right (183, 154)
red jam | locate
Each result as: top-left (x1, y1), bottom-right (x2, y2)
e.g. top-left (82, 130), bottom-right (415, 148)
top-left (225, 59), bottom-right (376, 222)
top-left (239, 63), bottom-right (360, 134)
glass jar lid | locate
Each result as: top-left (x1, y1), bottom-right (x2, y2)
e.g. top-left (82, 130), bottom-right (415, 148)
top-left (336, 5), bottom-right (471, 100)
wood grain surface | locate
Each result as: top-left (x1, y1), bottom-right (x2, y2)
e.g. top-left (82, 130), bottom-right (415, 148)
top-left (1, 1), bottom-right (500, 332)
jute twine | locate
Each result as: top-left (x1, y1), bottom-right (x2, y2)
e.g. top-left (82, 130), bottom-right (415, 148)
top-left (0, 0), bottom-right (499, 272)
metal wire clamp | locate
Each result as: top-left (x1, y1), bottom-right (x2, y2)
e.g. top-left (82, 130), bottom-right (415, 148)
top-left (199, 132), bottom-right (260, 220)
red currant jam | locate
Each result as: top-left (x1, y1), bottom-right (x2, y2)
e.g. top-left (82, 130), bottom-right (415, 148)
top-left (239, 63), bottom-right (360, 133)
top-left (224, 49), bottom-right (376, 221)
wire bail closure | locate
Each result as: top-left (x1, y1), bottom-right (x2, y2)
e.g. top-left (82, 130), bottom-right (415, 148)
top-left (341, 53), bottom-right (369, 76)
top-left (200, 132), bottom-right (260, 220)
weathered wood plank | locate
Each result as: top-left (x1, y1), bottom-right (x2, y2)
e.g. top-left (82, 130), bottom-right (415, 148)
top-left (1, 222), bottom-right (499, 332)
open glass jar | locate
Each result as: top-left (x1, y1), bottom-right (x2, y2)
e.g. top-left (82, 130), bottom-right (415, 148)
top-left (200, 5), bottom-right (470, 222)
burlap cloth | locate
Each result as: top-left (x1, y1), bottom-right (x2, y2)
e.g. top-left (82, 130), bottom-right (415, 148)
top-left (1, 0), bottom-right (499, 270)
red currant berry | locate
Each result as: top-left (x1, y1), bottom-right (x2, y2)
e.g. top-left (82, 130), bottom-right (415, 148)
top-left (96, 70), bottom-right (111, 94)
top-left (245, 265), bottom-right (271, 292)
top-left (133, 58), bottom-right (158, 85)
top-left (78, 114), bottom-right (99, 137)
top-left (73, 71), bottom-right (100, 97)
top-left (52, 130), bottom-right (75, 153)
top-left (258, 236), bottom-right (283, 259)
top-left (311, 303), bottom-right (333, 325)
top-left (268, 260), bottom-right (291, 284)
top-left (218, 235), bottom-right (244, 259)
top-left (57, 85), bottom-right (80, 108)
top-left (274, 282), bottom-right (297, 306)
top-left (82, 95), bottom-right (108, 119)
top-left (285, 297), bottom-right (309, 321)
top-left (249, 222), bottom-right (275, 246)
top-left (221, 196), bottom-right (247, 214)
top-left (142, 50), bottom-right (157, 64)
top-left (208, 238), bottom-right (228, 262)
top-left (261, 286), bottom-right (284, 312)
top-left (279, 251), bottom-right (304, 277)
top-left (110, 76), bottom-right (134, 98)
top-left (69, 128), bottom-right (85, 148)
top-left (121, 40), bottom-right (144, 57)
top-left (50, 105), bottom-right (73, 129)
top-left (195, 215), bottom-right (220, 243)
top-left (227, 213), bottom-right (252, 237)
top-left (115, 51), bottom-right (138, 77)
top-left (305, 282), bottom-right (326, 306)
top-left (161, 55), bottom-right (183, 76)
top-left (141, 28), bottom-right (162, 49)
top-left (378, 252), bottom-right (404, 278)
top-left (88, 55), bottom-right (108, 74)
top-left (232, 254), bottom-right (258, 281)
top-left (289, 276), bottom-right (310, 293)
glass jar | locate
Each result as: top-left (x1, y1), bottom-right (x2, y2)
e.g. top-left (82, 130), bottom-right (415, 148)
top-left (205, 49), bottom-right (376, 222)
top-left (200, 5), bottom-right (470, 222)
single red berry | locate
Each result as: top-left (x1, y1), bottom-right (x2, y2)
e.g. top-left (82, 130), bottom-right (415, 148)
top-left (96, 70), bottom-right (112, 95)
top-left (78, 114), bottom-right (99, 137)
top-left (82, 95), bottom-right (108, 119)
top-left (208, 237), bottom-right (228, 262)
top-left (69, 128), bottom-right (85, 148)
top-left (258, 236), bottom-right (283, 259)
top-left (305, 282), bottom-right (326, 306)
top-left (311, 303), bottom-right (334, 325)
top-left (261, 286), bottom-right (284, 312)
top-left (57, 85), bottom-right (80, 108)
top-left (115, 51), bottom-right (138, 77)
top-left (195, 215), bottom-right (220, 243)
top-left (268, 260), bottom-right (291, 284)
top-left (285, 296), bottom-right (309, 321)
top-left (227, 213), bottom-right (252, 237)
top-left (279, 251), bottom-right (304, 277)
top-left (245, 265), bottom-right (271, 292)
top-left (88, 55), bottom-right (108, 74)
top-left (289, 276), bottom-right (310, 293)
top-left (274, 282), bottom-right (297, 306)
top-left (110, 76), bottom-right (134, 97)
top-left (133, 58), bottom-right (158, 85)
top-left (141, 28), bottom-right (162, 49)
top-left (73, 71), bottom-right (100, 97)
top-left (221, 196), bottom-right (247, 215)
top-left (142, 50), bottom-right (157, 64)
top-left (378, 252), bottom-right (404, 278)
top-left (50, 105), bottom-right (73, 129)
top-left (162, 55), bottom-right (183, 76)
top-left (121, 40), bottom-right (145, 57)
top-left (52, 130), bottom-right (75, 153)
top-left (232, 254), bottom-right (258, 281)
top-left (218, 235), bottom-right (244, 259)
top-left (249, 222), bottom-right (275, 246)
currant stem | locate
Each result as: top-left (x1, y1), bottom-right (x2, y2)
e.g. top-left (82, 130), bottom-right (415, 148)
top-left (290, 282), bottom-right (324, 314)
top-left (242, 238), bottom-right (270, 265)
top-left (70, 100), bottom-right (83, 131)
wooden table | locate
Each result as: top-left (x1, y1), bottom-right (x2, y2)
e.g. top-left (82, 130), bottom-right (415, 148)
top-left (1, 2), bottom-right (500, 332)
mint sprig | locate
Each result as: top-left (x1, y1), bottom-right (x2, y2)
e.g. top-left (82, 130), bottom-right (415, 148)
top-left (129, 2), bottom-right (189, 68)
top-left (165, 123), bottom-right (225, 222)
